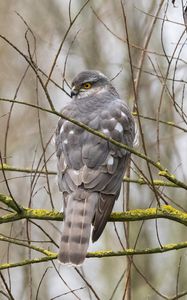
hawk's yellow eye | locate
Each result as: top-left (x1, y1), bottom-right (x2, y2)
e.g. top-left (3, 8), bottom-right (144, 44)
top-left (83, 82), bottom-right (92, 89)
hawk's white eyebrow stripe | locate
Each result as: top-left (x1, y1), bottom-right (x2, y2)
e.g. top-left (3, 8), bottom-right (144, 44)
top-left (115, 122), bottom-right (123, 132)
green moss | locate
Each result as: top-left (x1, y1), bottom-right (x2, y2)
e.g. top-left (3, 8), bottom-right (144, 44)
top-left (156, 161), bottom-right (162, 167)
top-left (125, 248), bottom-right (135, 254)
top-left (159, 170), bottom-right (176, 180)
top-left (24, 208), bottom-right (64, 220)
top-left (162, 205), bottom-right (187, 220)
top-left (0, 263), bottom-right (11, 268)
top-left (163, 243), bottom-right (176, 250)
top-left (43, 249), bottom-right (57, 256)
top-left (158, 170), bottom-right (168, 176)
top-left (153, 180), bottom-right (176, 187)
top-left (0, 163), bottom-right (9, 169)
top-left (0, 193), bottom-right (22, 211)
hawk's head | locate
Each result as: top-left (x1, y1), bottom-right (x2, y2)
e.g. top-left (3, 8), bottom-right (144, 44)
top-left (71, 70), bottom-right (110, 99)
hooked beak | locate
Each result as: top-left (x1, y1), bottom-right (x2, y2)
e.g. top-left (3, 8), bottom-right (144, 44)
top-left (71, 86), bottom-right (79, 97)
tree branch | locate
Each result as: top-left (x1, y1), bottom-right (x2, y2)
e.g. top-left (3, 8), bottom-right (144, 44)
top-left (0, 238), bottom-right (187, 271)
top-left (0, 193), bottom-right (187, 226)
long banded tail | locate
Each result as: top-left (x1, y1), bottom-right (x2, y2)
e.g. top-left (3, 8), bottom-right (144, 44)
top-left (58, 189), bottom-right (98, 265)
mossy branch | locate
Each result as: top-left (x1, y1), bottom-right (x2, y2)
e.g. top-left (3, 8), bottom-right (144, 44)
top-left (0, 235), bottom-right (54, 256)
top-left (0, 193), bottom-right (187, 226)
top-left (0, 238), bottom-right (187, 271)
top-left (132, 112), bottom-right (187, 133)
top-left (0, 193), bottom-right (23, 212)
top-left (1, 193), bottom-right (187, 270)
top-left (123, 176), bottom-right (178, 187)
top-left (0, 255), bottom-right (57, 271)
top-left (0, 163), bottom-right (56, 175)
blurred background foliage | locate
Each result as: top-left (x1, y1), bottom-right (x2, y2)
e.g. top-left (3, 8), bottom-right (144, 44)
top-left (0, 0), bottom-right (187, 299)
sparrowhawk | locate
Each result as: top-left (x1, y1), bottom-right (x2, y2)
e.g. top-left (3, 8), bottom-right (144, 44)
top-left (55, 70), bottom-right (135, 265)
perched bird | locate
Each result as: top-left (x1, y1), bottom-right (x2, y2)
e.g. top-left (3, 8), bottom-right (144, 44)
top-left (55, 70), bottom-right (135, 265)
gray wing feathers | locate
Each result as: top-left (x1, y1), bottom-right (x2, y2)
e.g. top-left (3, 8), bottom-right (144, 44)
top-left (92, 194), bottom-right (116, 242)
top-left (58, 190), bottom-right (98, 265)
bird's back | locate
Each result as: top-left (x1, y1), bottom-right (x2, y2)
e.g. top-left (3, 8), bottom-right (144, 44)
top-left (56, 71), bottom-right (135, 265)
